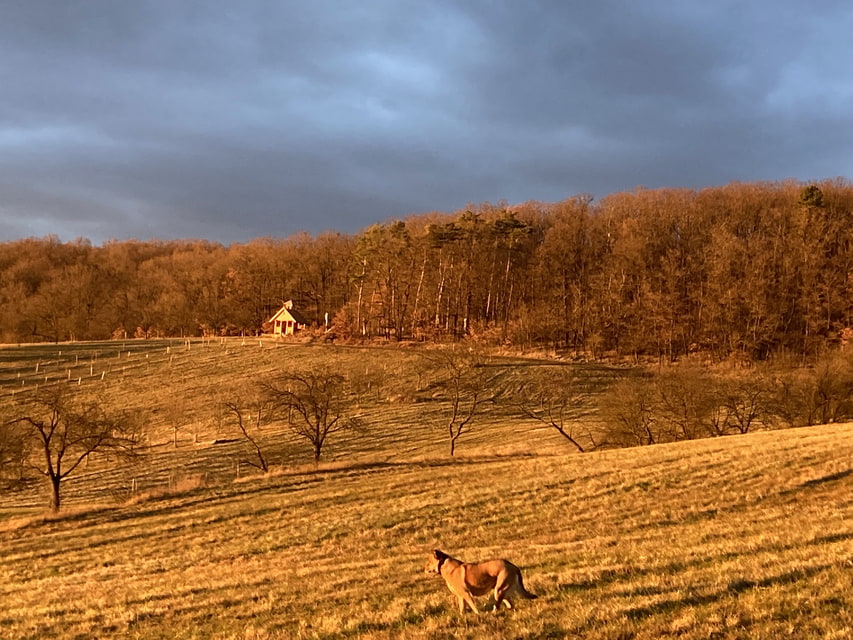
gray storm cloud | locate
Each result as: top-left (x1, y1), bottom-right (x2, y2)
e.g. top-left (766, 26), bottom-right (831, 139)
top-left (1, 0), bottom-right (851, 243)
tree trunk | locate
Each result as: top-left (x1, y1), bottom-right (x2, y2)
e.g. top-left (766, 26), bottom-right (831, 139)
top-left (448, 423), bottom-right (459, 456)
top-left (50, 475), bottom-right (62, 512)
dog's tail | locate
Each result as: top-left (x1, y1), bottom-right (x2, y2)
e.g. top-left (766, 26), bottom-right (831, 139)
top-left (518, 574), bottom-right (538, 600)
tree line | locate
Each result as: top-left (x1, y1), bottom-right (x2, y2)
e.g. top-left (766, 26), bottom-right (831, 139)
top-left (2, 178), bottom-right (853, 360)
top-left (600, 352), bottom-right (853, 447)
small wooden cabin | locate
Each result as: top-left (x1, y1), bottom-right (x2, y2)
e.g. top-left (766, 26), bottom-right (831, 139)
top-left (268, 300), bottom-right (309, 336)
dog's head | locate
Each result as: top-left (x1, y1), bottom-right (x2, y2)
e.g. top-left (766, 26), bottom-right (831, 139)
top-left (424, 549), bottom-right (447, 574)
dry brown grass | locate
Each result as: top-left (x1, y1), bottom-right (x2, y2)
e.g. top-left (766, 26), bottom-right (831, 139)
top-left (2, 341), bottom-right (852, 638)
top-left (2, 418), bottom-right (852, 639)
top-left (1, 339), bottom-right (616, 508)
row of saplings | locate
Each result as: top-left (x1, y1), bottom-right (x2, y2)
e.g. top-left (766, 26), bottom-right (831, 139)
top-left (2, 348), bottom-right (853, 512)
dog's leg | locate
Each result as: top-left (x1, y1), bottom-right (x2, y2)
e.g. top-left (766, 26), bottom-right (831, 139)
top-left (457, 596), bottom-right (479, 614)
top-left (454, 566), bottom-right (480, 615)
top-left (463, 592), bottom-right (480, 614)
top-left (453, 589), bottom-right (480, 615)
top-left (456, 596), bottom-right (467, 614)
top-left (493, 572), bottom-right (513, 612)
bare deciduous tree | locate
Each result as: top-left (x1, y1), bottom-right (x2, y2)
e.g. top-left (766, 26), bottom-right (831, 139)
top-left (0, 416), bottom-right (28, 487)
top-left (514, 368), bottom-right (595, 452)
top-left (716, 374), bottom-right (769, 434)
top-left (421, 347), bottom-right (496, 456)
top-left (599, 376), bottom-right (658, 447)
top-left (164, 394), bottom-right (190, 448)
top-left (653, 365), bottom-right (715, 441)
top-left (265, 369), bottom-right (364, 467)
top-left (222, 383), bottom-right (278, 472)
top-left (767, 352), bottom-right (853, 427)
top-left (12, 388), bottom-right (142, 512)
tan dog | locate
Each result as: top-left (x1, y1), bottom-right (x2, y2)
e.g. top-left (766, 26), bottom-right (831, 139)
top-left (424, 549), bottom-right (538, 613)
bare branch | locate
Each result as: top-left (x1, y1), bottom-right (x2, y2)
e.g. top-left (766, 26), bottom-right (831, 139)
top-left (11, 388), bottom-right (143, 512)
top-left (513, 373), bottom-right (592, 453)
top-left (264, 367), bottom-right (364, 467)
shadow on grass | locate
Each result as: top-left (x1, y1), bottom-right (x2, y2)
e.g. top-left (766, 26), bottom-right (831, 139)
top-left (3, 453), bottom-right (545, 540)
top-left (559, 563), bottom-right (843, 638)
top-left (797, 469), bottom-right (852, 489)
top-left (623, 563), bottom-right (837, 622)
top-left (557, 533), bottom-right (853, 606)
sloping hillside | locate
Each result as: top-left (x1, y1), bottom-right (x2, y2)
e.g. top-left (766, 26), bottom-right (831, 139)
top-left (0, 339), bottom-right (623, 509)
top-left (2, 422), bottom-right (852, 639)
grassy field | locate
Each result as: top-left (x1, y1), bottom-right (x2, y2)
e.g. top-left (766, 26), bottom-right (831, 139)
top-left (0, 339), bottom-right (620, 509)
top-left (1, 341), bottom-right (853, 639)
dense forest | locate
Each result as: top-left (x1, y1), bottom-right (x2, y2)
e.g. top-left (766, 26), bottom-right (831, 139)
top-left (2, 179), bottom-right (852, 361)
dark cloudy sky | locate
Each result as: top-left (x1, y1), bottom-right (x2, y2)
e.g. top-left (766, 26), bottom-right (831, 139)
top-left (2, 1), bottom-right (852, 244)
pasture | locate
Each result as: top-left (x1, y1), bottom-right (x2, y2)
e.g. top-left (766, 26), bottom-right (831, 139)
top-left (0, 339), bottom-right (617, 509)
top-left (1, 340), bottom-right (852, 638)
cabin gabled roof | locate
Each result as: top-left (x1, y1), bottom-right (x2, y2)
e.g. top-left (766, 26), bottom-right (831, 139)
top-left (269, 303), bottom-right (309, 326)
